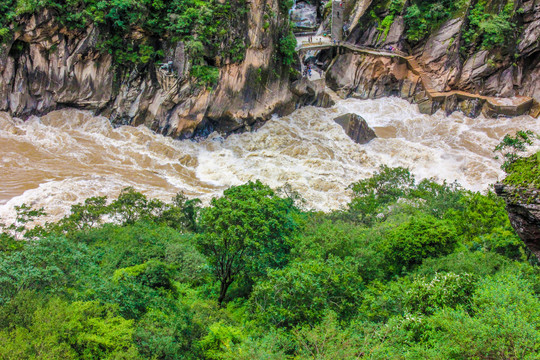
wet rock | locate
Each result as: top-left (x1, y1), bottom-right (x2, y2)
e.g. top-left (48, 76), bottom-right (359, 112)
top-left (334, 113), bottom-right (376, 144)
top-left (291, 77), bottom-right (335, 108)
top-left (0, 0), bottom-right (322, 138)
top-left (291, 2), bottom-right (318, 29)
top-left (495, 183), bottom-right (540, 261)
top-left (418, 99), bottom-right (441, 115)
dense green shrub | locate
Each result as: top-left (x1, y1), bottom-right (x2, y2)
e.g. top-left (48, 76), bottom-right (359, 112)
top-left (405, 272), bottom-right (477, 315)
top-left (462, 0), bottom-right (517, 52)
top-left (383, 215), bottom-right (458, 274)
top-left (0, 299), bottom-right (140, 359)
top-left (278, 30), bottom-right (297, 67)
top-left (250, 257), bottom-right (363, 327)
top-left (404, 0), bottom-right (463, 42)
top-left (503, 151), bottom-right (540, 187)
top-left (0, 236), bottom-right (93, 305)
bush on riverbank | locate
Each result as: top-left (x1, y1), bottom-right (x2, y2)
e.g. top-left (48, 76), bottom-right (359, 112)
top-left (0, 167), bottom-right (539, 359)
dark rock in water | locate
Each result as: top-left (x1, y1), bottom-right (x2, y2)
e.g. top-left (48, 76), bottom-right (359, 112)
top-left (495, 183), bottom-right (540, 261)
top-left (333, 113), bottom-right (376, 144)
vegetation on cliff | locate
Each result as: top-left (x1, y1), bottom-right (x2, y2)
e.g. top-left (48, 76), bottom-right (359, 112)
top-left (364, 0), bottom-right (521, 55)
top-left (1, 168), bottom-right (539, 359)
top-left (503, 153), bottom-right (540, 188)
top-left (3, 0), bottom-right (250, 66)
top-left (495, 130), bottom-right (540, 187)
top-left (1, 0), bottom-right (296, 86)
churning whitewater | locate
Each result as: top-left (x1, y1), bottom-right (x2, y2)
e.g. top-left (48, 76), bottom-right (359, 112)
top-left (1, 97), bottom-right (539, 223)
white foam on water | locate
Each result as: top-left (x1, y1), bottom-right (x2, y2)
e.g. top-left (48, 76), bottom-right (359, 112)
top-left (0, 97), bottom-right (539, 223)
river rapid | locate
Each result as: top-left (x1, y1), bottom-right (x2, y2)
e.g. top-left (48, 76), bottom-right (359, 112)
top-left (1, 96), bottom-right (539, 223)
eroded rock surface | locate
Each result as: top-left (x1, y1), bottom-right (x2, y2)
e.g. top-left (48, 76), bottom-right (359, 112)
top-left (329, 0), bottom-right (540, 118)
top-left (334, 113), bottom-right (376, 144)
top-left (0, 1), bottom-right (327, 138)
top-left (495, 183), bottom-right (540, 260)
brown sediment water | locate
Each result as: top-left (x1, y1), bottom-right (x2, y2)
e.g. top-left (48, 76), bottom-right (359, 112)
top-left (0, 97), bottom-right (539, 223)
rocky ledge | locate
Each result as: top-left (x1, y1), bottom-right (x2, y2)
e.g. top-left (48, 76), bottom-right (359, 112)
top-left (495, 183), bottom-right (540, 260)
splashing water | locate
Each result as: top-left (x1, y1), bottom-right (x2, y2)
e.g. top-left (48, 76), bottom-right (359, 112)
top-left (1, 97), bottom-right (539, 223)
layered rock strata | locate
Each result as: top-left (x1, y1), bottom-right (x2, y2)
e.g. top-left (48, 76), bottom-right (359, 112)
top-left (324, 0), bottom-right (540, 118)
top-left (0, 2), bottom-right (329, 138)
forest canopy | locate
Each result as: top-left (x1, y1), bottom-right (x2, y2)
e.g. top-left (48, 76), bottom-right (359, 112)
top-left (0, 169), bottom-right (539, 359)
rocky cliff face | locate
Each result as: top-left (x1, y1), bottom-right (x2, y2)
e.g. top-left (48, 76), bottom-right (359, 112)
top-left (495, 183), bottom-right (540, 260)
top-left (0, 1), bottom-right (328, 138)
top-left (324, 0), bottom-right (540, 118)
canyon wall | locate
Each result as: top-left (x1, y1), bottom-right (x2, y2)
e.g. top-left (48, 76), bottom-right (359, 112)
top-left (323, 0), bottom-right (540, 118)
top-left (0, 1), bottom-right (328, 138)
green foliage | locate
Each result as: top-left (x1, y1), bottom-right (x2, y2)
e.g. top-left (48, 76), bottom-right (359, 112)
top-left (0, 203), bottom-right (46, 239)
top-left (449, 190), bottom-right (511, 241)
top-left (190, 65), bottom-right (220, 88)
top-left (198, 180), bottom-right (300, 305)
top-left (0, 299), bottom-right (140, 359)
top-left (250, 257), bottom-right (363, 328)
top-left (0, 236), bottom-right (93, 305)
top-left (383, 215), bottom-right (458, 275)
top-left (1, 0), bottom-right (252, 71)
top-left (134, 308), bottom-right (195, 359)
top-left (199, 322), bottom-right (246, 359)
top-left (46, 188), bottom-right (201, 234)
top-left (292, 311), bottom-right (365, 359)
top-left (279, 0), bottom-right (294, 14)
top-left (377, 15), bottom-right (394, 42)
top-left (348, 165), bottom-right (415, 224)
top-left (416, 271), bottom-right (540, 359)
top-left (0, 174), bottom-right (538, 359)
top-left (503, 151), bottom-right (540, 187)
top-left (404, 0), bottom-right (462, 42)
top-left (405, 272), bottom-right (477, 315)
top-left (278, 30), bottom-right (297, 66)
top-left (494, 130), bottom-right (537, 171)
top-left (462, 0), bottom-right (517, 52)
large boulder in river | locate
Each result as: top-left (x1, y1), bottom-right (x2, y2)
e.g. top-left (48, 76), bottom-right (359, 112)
top-left (334, 113), bottom-right (376, 144)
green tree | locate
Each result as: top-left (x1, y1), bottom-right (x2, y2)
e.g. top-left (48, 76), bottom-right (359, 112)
top-left (0, 236), bottom-right (93, 305)
top-left (494, 130), bottom-right (537, 171)
top-left (348, 166), bottom-right (415, 224)
top-left (198, 181), bottom-right (300, 306)
top-left (383, 215), bottom-right (458, 275)
top-left (250, 257), bottom-right (363, 328)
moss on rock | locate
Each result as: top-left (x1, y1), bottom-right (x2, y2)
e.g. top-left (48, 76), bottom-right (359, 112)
top-left (503, 152), bottom-right (540, 188)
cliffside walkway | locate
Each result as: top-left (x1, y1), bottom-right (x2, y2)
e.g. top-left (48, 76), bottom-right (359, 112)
top-left (296, 38), bottom-right (534, 117)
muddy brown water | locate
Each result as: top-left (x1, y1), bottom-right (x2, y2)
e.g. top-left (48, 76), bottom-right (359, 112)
top-left (1, 97), bottom-right (539, 223)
